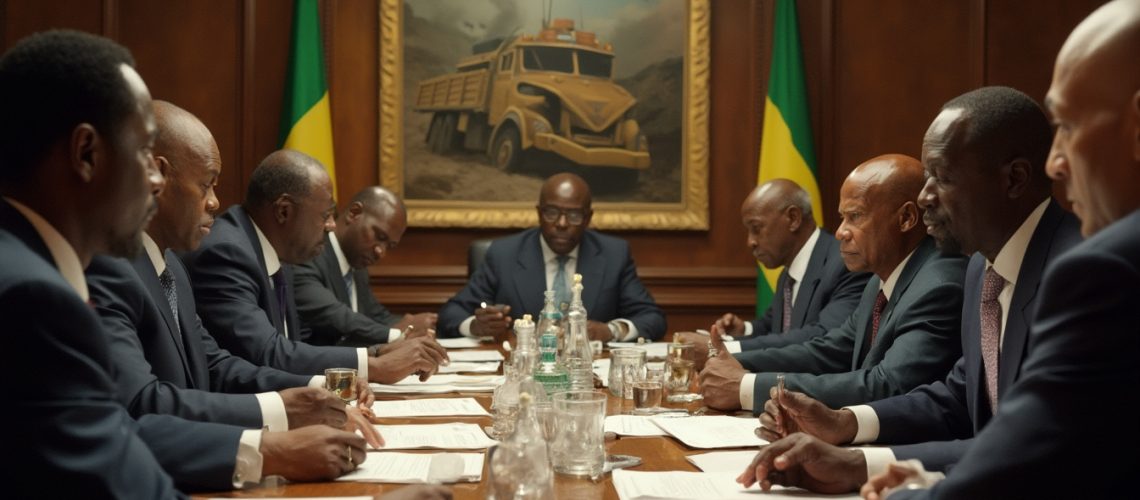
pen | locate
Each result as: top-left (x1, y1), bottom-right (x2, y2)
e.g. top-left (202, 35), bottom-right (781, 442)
top-left (776, 373), bottom-right (786, 402)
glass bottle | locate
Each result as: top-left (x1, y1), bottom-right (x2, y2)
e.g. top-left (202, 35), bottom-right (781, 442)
top-left (491, 365), bottom-right (520, 440)
top-left (536, 290), bottom-right (564, 357)
top-left (511, 314), bottom-right (538, 376)
top-left (533, 320), bottom-right (569, 397)
top-left (562, 274), bottom-right (594, 391)
top-left (487, 392), bottom-right (554, 499)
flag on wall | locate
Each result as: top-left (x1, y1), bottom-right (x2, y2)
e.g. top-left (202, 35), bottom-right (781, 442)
top-left (280, 0), bottom-right (337, 198)
top-left (755, 0), bottom-right (824, 316)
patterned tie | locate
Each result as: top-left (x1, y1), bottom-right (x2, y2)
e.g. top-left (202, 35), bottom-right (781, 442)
top-left (553, 254), bottom-right (571, 308)
top-left (980, 267), bottom-right (1005, 412)
top-left (271, 270), bottom-right (289, 337)
top-left (343, 269), bottom-right (355, 299)
top-left (158, 267), bottom-right (180, 334)
top-left (870, 290), bottom-right (888, 345)
top-left (781, 276), bottom-right (796, 332)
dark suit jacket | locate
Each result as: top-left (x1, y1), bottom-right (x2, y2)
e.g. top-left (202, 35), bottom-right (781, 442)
top-left (736, 237), bottom-right (967, 411)
top-left (180, 205), bottom-right (358, 374)
top-left (87, 250), bottom-right (313, 427)
top-left (894, 208), bottom-right (1139, 499)
top-left (869, 201), bottom-right (1081, 472)
top-left (438, 228), bottom-right (665, 340)
top-left (0, 200), bottom-right (242, 496)
top-left (294, 232), bottom-right (400, 346)
top-left (740, 230), bottom-right (871, 350)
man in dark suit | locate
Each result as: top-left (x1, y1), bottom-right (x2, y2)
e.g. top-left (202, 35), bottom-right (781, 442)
top-left (680, 179), bottom-right (870, 366)
top-left (0, 31), bottom-right (366, 496)
top-left (438, 172), bottom-right (665, 341)
top-left (294, 186), bottom-right (438, 347)
top-left (858, 3), bottom-right (1139, 497)
top-left (87, 101), bottom-right (381, 438)
top-left (701, 155), bottom-right (967, 412)
top-left (182, 150), bottom-right (448, 383)
top-left (733, 87), bottom-right (1082, 495)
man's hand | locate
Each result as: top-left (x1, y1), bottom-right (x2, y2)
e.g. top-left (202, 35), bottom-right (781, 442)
top-left (699, 331), bottom-right (747, 410)
top-left (367, 336), bottom-right (450, 384)
top-left (280, 387), bottom-right (347, 429)
top-left (354, 377), bottom-right (375, 408)
top-left (676, 331), bottom-right (711, 371)
top-left (758, 387), bottom-right (858, 445)
top-left (861, 461), bottom-right (930, 500)
top-left (714, 313), bottom-right (747, 337)
top-left (736, 433), bottom-right (866, 494)
top-left (260, 425), bottom-right (366, 481)
top-left (394, 313), bottom-right (438, 338)
top-left (381, 485), bottom-right (454, 500)
top-left (344, 406), bottom-right (383, 449)
top-left (471, 304), bottom-right (512, 343)
top-left (587, 320), bottom-right (613, 342)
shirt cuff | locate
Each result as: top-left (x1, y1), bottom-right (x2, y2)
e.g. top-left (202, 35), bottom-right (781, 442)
top-left (232, 429), bottom-right (265, 488)
top-left (459, 316), bottom-right (476, 338)
top-left (857, 446), bottom-right (898, 479)
top-left (743, 321), bottom-right (754, 336)
top-left (739, 373), bottom-right (757, 411)
top-left (725, 341), bottom-right (742, 353)
top-left (613, 319), bottom-right (638, 341)
top-left (256, 392), bottom-right (289, 432)
top-left (387, 328), bottom-right (403, 343)
top-left (307, 376), bottom-right (325, 389)
top-left (844, 405), bottom-right (880, 444)
top-left (356, 348), bottom-right (369, 380)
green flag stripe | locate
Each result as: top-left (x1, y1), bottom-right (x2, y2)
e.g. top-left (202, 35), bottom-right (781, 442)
top-left (767, 0), bottom-right (817, 172)
top-left (280, 0), bottom-right (328, 144)
top-left (756, 276), bottom-right (774, 317)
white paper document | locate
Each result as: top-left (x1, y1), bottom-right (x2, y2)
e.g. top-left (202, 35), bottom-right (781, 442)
top-left (605, 415), bottom-right (670, 436)
top-left (337, 452), bottom-right (484, 483)
top-left (608, 342), bottom-right (668, 360)
top-left (613, 470), bottom-right (860, 500)
top-left (685, 450), bottom-right (759, 473)
top-left (593, 358), bottom-right (611, 386)
top-left (371, 423), bottom-right (498, 450)
top-left (370, 398), bottom-right (490, 418)
top-left (438, 361), bottom-right (500, 374)
top-left (438, 337), bottom-right (482, 349)
top-left (651, 415), bottom-right (767, 449)
top-left (446, 350), bottom-right (505, 362)
top-left (370, 374), bottom-right (503, 394)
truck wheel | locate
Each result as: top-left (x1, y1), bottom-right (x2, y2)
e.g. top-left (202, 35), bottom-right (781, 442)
top-left (430, 113), bottom-right (458, 154)
top-left (491, 126), bottom-right (522, 171)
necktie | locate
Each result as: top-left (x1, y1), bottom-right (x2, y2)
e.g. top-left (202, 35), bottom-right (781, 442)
top-left (980, 267), bottom-right (1005, 412)
top-left (158, 267), bottom-right (181, 334)
top-left (781, 276), bottom-right (796, 332)
top-left (870, 290), bottom-right (888, 345)
top-left (343, 269), bottom-right (355, 299)
top-left (271, 270), bottom-right (289, 336)
top-left (553, 254), bottom-right (571, 309)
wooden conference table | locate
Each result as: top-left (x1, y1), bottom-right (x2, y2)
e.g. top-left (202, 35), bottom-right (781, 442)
top-left (194, 341), bottom-right (760, 499)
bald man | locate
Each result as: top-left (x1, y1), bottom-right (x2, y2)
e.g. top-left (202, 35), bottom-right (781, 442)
top-left (701, 155), bottom-right (967, 413)
top-left (438, 172), bottom-right (665, 341)
top-left (861, 2), bottom-right (1140, 497)
top-left (294, 186), bottom-right (438, 347)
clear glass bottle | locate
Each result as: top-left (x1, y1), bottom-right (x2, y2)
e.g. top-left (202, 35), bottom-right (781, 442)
top-left (491, 365), bottom-right (520, 440)
top-left (536, 290), bottom-right (564, 357)
top-left (487, 392), bottom-right (554, 500)
top-left (533, 321), bottom-right (569, 397)
top-left (511, 314), bottom-right (538, 376)
top-left (562, 274), bottom-right (594, 391)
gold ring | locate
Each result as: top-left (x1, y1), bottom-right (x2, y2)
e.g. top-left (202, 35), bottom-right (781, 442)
top-left (346, 446), bottom-right (354, 466)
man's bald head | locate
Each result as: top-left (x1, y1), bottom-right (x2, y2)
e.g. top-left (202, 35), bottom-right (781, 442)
top-left (741, 179), bottom-right (817, 269)
top-left (244, 149), bottom-right (336, 264)
top-left (537, 172), bottom-right (593, 255)
top-left (1045, 0), bottom-right (1140, 236)
top-left (337, 186), bottom-right (408, 268)
top-left (538, 172), bottom-right (593, 207)
top-left (148, 100), bottom-right (222, 252)
top-left (836, 154), bottom-right (926, 279)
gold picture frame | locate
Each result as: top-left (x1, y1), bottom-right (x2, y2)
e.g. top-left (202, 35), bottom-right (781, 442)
top-left (379, 0), bottom-right (709, 230)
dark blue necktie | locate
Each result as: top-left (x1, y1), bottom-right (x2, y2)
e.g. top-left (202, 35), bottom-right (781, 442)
top-left (271, 270), bottom-right (288, 336)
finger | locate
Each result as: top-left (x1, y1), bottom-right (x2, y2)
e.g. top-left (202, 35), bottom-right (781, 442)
top-left (758, 412), bottom-right (778, 434)
top-left (423, 338), bottom-right (450, 364)
top-left (347, 409), bottom-right (384, 448)
top-left (758, 426), bottom-right (783, 442)
top-left (709, 325), bottom-right (730, 355)
top-left (736, 450), bottom-right (766, 486)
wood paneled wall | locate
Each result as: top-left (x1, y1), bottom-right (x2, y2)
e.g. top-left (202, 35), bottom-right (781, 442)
top-left (1, 0), bottom-right (1101, 332)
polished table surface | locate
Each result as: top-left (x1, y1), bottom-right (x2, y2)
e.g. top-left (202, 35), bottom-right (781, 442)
top-left (193, 342), bottom-right (759, 499)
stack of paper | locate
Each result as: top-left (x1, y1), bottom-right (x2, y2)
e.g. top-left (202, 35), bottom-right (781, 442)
top-left (338, 452), bottom-right (484, 483)
top-left (370, 374), bottom-right (503, 394)
top-left (438, 361), bottom-right (500, 374)
top-left (613, 470), bottom-right (859, 499)
top-left (370, 398), bottom-right (489, 418)
top-left (446, 350), bottom-right (505, 362)
top-left (604, 415), bottom-right (670, 436)
top-left (438, 337), bottom-right (482, 349)
top-left (608, 342), bottom-right (668, 360)
top-left (685, 450), bottom-right (758, 473)
top-left (371, 422), bottom-right (497, 450)
top-left (651, 416), bottom-right (767, 449)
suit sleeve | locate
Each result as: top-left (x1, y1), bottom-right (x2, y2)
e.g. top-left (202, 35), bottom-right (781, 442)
top-left (293, 259), bottom-right (391, 346)
top-left (438, 245), bottom-right (502, 338)
top-left (742, 270), bottom-right (872, 350)
top-left (135, 413), bottom-right (243, 492)
top-left (748, 303), bottom-right (777, 338)
top-left (193, 312), bottom-right (313, 393)
top-left (183, 241), bottom-right (358, 375)
top-left (614, 247), bottom-right (665, 340)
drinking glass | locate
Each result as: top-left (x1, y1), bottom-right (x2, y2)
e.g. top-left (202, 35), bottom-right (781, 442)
top-left (550, 391), bottom-right (606, 479)
top-left (608, 348), bottom-right (647, 398)
top-left (631, 368), bottom-right (664, 414)
top-left (323, 367), bottom-right (357, 403)
top-left (665, 341), bottom-right (702, 403)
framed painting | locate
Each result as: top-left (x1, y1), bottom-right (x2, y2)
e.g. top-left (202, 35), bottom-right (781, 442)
top-left (379, 0), bottom-right (709, 229)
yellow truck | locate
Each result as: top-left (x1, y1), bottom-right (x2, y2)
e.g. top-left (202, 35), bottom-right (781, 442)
top-left (413, 19), bottom-right (650, 184)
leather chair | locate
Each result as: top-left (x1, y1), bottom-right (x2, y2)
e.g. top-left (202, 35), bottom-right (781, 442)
top-left (467, 238), bottom-right (494, 277)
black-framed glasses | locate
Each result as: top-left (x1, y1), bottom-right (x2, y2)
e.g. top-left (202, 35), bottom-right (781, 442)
top-left (538, 205), bottom-right (587, 225)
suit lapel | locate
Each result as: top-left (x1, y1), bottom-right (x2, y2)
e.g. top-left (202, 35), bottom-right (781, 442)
top-left (577, 232), bottom-right (605, 314)
top-left (232, 207), bottom-right (285, 333)
top-left (858, 238), bottom-right (935, 366)
top-left (131, 253), bottom-right (196, 387)
top-left (790, 234), bottom-right (833, 330)
top-left (321, 235), bottom-right (350, 305)
top-left (772, 271), bottom-right (788, 333)
top-left (510, 230), bottom-right (547, 316)
top-left (851, 279), bottom-right (880, 367)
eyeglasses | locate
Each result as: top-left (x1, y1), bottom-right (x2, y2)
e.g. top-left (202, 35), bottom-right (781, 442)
top-left (539, 206), bottom-right (587, 225)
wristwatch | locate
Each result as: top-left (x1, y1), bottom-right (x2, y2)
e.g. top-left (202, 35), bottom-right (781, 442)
top-left (367, 345), bottom-right (382, 357)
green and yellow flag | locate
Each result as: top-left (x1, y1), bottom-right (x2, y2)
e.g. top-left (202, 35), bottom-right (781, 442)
top-left (280, 0), bottom-right (337, 198)
top-left (755, 0), bottom-right (823, 316)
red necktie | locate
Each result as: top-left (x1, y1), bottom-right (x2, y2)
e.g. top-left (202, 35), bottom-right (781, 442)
top-left (980, 267), bottom-right (1005, 412)
top-left (781, 277), bottom-right (796, 332)
top-left (870, 290), bottom-right (888, 345)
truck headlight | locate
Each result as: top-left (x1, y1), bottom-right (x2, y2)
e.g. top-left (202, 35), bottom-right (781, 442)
top-left (531, 118), bottom-right (552, 135)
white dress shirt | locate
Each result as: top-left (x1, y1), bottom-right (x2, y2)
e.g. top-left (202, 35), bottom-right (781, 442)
top-left (328, 232), bottom-right (401, 342)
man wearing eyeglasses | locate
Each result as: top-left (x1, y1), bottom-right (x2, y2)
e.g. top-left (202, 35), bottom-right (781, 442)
top-left (293, 186), bottom-right (439, 347)
top-left (438, 172), bottom-right (665, 342)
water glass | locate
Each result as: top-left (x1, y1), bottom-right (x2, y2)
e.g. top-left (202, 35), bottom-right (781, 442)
top-left (632, 368), bottom-right (664, 414)
top-left (323, 367), bottom-right (357, 403)
top-left (665, 341), bottom-right (702, 403)
top-left (608, 348), bottom-right (647, 398)
top-left (550, 391), bottom-right (606, 479)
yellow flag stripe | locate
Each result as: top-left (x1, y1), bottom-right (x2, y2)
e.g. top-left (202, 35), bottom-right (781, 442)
top-left (756, 96), bottom-right (824, 290)
top-left (283, 92), bottom-right (337, 198)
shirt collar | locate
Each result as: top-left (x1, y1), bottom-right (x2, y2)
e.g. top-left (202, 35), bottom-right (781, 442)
top-left (988, 200), bottom-right (1049, 285)
top-left (248, 216), bottom-right (281, 277)
top-left (786, 227), bottom-right (821, 284)
top-left (3, 197), bottom-right (89, 301)
top-left (879, 248), bottom-right (917, 301)
top-left (329, 232), bottom-right (351, 276)
top-left (142, 232), bottom-right (166, 276)
top-left (539, 234), bottom-right (579, 264)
